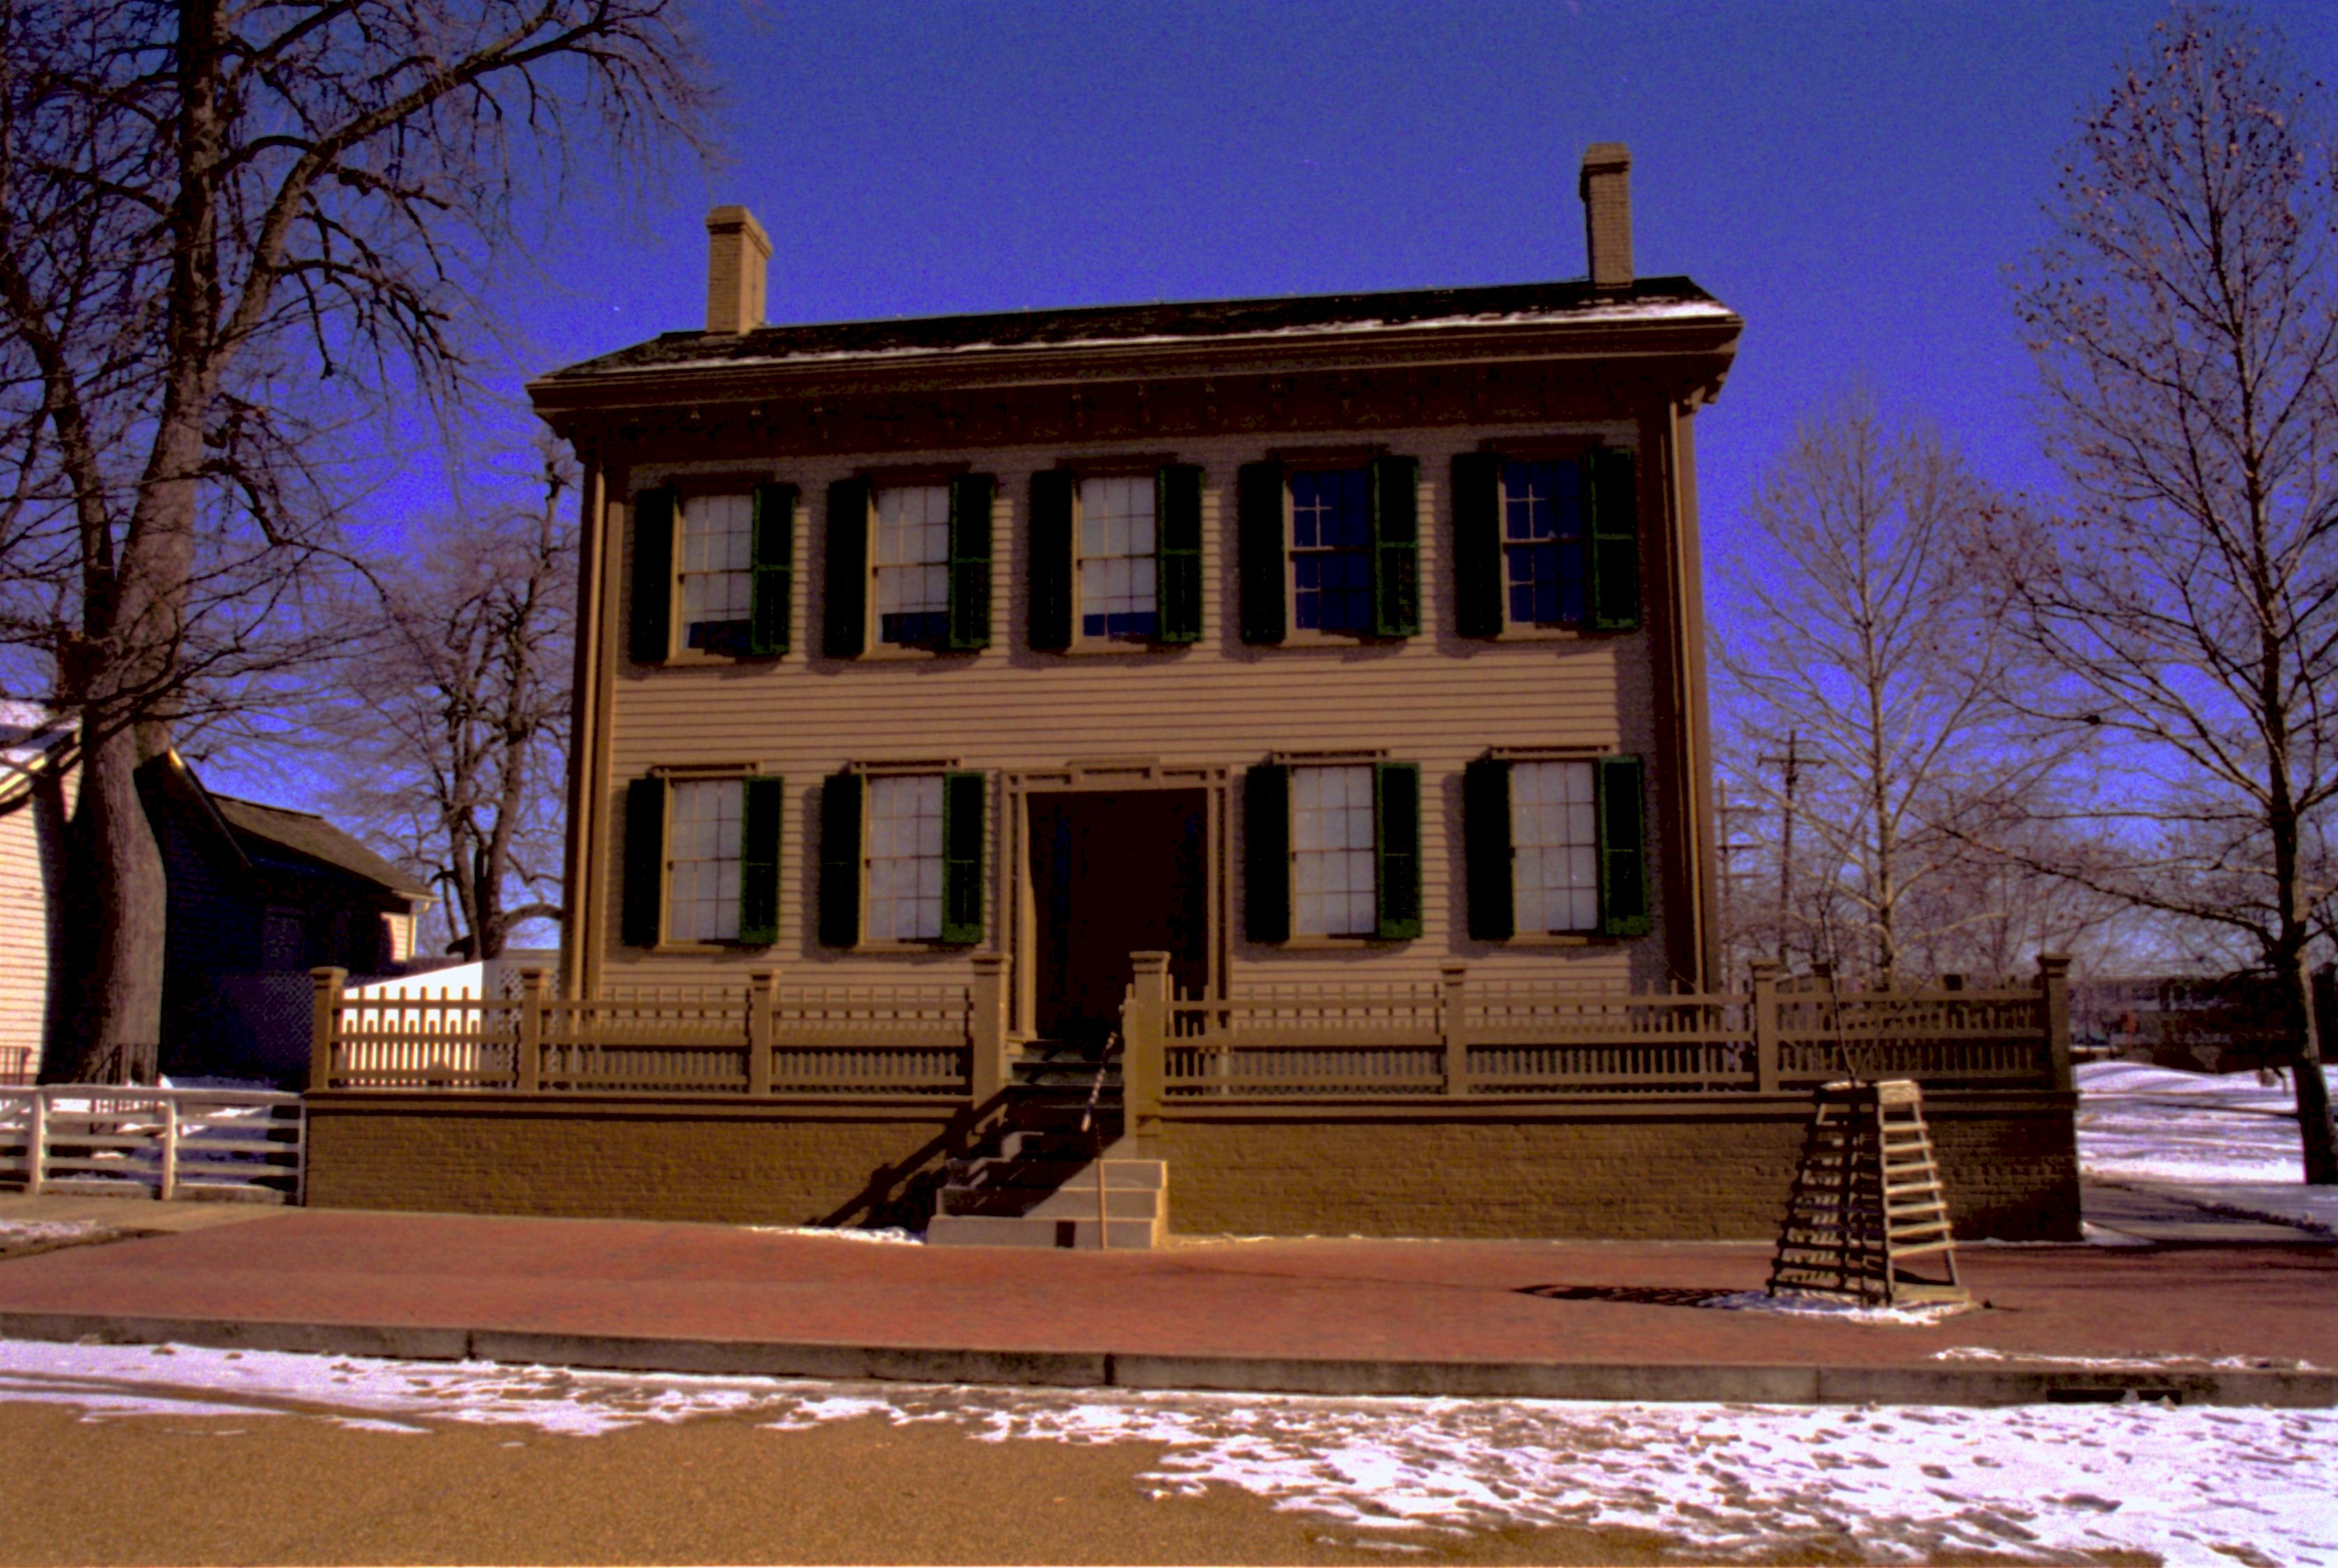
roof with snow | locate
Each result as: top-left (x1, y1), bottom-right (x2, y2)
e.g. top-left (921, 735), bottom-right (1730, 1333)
top-left (538, 275), bottom-right (1735, 383)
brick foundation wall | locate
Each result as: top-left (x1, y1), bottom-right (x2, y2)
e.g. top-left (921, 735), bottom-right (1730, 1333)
top-left (304, 1093), bottom-right (973, 1228)
top-left (1156, 1091), bottom-right (2081, 1242)
top-left (304, 1090), bottom-right (2079, 1242)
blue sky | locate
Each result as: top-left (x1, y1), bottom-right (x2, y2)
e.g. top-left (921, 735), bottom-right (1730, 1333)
top-left (225, 0), bottom-right (2338, 805)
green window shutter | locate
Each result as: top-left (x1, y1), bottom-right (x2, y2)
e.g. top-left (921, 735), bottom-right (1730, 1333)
top-left (817, 771), bottom-right (863, 948)
top-left (1588, 448), bottom-right (1641, 632)
top-left (1597, 754), bottom-right (1651, 937)
top-left (621, 777), bottom-right (666, 947)
top-left (1452, 454), bottom-right (1503, 639)
top-left (629, 488), bottom-right (675, 667)
top-left (749, 484), bottom-right (796, 657)
top-left (1243, 763), bottom-right (1291, 943)
top-left (939, 770), bottom-right (986, 944)
top-left (1462, 758), bottom-right (1515, 941)
top-left (1373, 761), bottom-right (1422, 940)
top-left (1028, 469), bottom-right (1075, 651)
top-left (823, 479), bottom-right (870, 657)
top-left (1369, 456), bottom-right (1421, 639)
top-left (1236, 461), bottom-right (1287, 645)
top-left (946, 475), bottom-right (994, 651)
top-left (1156, 463), bottom-right (1204, 644)
top-left (736, 776), bottom-right (784, 945)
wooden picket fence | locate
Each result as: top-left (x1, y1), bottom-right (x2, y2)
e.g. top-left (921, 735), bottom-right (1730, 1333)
top-left (0, 1086), bottom-right (303, 1201)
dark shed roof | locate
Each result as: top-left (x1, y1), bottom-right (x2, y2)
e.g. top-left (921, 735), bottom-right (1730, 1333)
top-left (211, 795), bottom-right (432, 901)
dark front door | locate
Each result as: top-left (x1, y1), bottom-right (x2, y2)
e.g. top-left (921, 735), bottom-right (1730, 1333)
top-left (1030, 789), bottom-right (1208, 1044)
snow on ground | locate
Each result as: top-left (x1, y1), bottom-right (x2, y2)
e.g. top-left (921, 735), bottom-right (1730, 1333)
top-left (0, 1339), bottom-right (2331, 1565)
top-left (2077, 1059), bottom-right (2306, 1185)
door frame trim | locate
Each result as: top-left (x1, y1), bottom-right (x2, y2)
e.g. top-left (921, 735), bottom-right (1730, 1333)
top-left (1003, 761), bottom-right (1230, 1040)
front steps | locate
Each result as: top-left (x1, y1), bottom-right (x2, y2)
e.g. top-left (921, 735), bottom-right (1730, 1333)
top-left (927, 1139), bottom-right (1167, 1249)
top-left (926, 1038), bottom-right (1167, 1248)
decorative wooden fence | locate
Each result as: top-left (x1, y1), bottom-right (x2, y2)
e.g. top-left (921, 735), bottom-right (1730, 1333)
top-left (308, 952), bottom-right (2074, 1113)
top-left (310, 956), bottom-right (1009, 1099)
top-left (1134, 954), bottom-right (2074, 1107)
top-left (0, 1087), bottom-right (304, 1201)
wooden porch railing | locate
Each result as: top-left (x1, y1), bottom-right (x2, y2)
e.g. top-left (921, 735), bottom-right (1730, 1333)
top-left (1125, 954), bottom-right (2074, 1122)
top-left (310, 954), bottom-right (1014, 1099)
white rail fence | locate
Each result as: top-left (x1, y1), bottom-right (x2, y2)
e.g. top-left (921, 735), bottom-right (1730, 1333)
top-left (0, 1087), bottom-right (303, 1201)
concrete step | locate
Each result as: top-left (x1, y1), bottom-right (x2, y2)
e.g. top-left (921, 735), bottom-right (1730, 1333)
top-left (925, 1214), bottom-right (1162, 1250)
top-left (941, 1184), bottom-right (1162, 1221)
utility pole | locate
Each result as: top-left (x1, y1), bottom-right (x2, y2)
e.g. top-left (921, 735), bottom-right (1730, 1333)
top-left (1715, 777), bottom-right (1756, 989)
top-left (1758, 731), bottom-right (1825, 970)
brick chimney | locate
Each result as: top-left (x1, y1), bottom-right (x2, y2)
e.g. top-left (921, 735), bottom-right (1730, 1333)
top-left (1578, 144), bottom-right (1633, 293)
top-left (704, 205), bottom-right (771, 335)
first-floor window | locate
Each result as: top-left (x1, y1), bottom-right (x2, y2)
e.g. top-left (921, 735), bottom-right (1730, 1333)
top-left (679, 492), bottom-right (754, 653)
top-left (875, 484), bottom-right (951, 645)
top-left (666, 779), bottom-right (743, 941)
top-left (1292, 764), bottom-right (1377, 937)
top-left (866, 773), bottom-right (944, 941)
top-left (1079, 475), bottom-right (1157, 639)
top-left (1510, 761), bottom-right (1600, 932)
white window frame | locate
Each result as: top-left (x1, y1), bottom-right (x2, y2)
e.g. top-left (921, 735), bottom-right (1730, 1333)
top-left (676, 492), bottom-right (756, 655)
top-left (1075, 473), bottom-right (1158, 644)
top-left (864, 772), bottom-right (946, 942)
top-left (1510, 760), bottom-right (1600, 934)
top-left (665, 777), bottom-right (744, 943)
top-left (872, 483), bottom-right (952, 648)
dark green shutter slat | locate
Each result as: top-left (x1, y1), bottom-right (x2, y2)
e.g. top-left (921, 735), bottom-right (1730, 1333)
top-left (629, 489), bottom-right (674, 666)
top-left (1463, 758), bottom-right (1515, 941)
top-left (1452, 454), bottom-right (1503, 639)
top-left (1597, 754), bottom-right (1650, 937)
top-left (1369, 457), bottom-right (1420, 639)
top-left (737, 775), bottom-right (784, 945)
top-left (1244, 763), bottom-right (1290, 943)
top-left (1028, 470), bottom-right (1075, 651)
top-left (946, 475), bottom-right (994, 651)
top-left (940, 770), bottom-right (985, 944)
top-left (621, 777), bottom-right (665, 947)
top-left (823, 480), bottom-right (870, 657)
top-left (1374, 761), bottom-right (1422, 940)
top-left (817, 771), bottom-right (863, 947)
top-left (1237, 461), bottom-right (1286, 645)
top-left (1156, 464), bottom-right (1204, 645)
top-left (750, 484), bottom-right (796, 657)
top-left (1588, 448), bottom-right (1641, 632)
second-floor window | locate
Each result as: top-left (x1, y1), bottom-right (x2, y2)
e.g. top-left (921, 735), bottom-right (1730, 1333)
top-left (874, 485), bottom-right (952, 647)
top-left (679, 494), bottom-right (754, 654)
top-left (1079, 475), bottom-right (1157, 640)
top-left (1289, 470), bottom-right (1374, 635)
top-left (1501, 462), bottom-right (1588, 629)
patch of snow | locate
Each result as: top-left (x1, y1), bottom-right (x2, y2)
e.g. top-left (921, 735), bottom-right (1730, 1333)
top-left (0, 1341), bottom-right (2330, 1564)
top-left (1703, 1290), bottom-right (1975, 1326)
top-left (2077, 1059), bottom-right (2305, 1185)
top-left (0, 1221), bottom-right (112, 1247)
top-left (1934, 1346), bottom-right (2326, 1373)
top-left (740, 1225), bottom-right (923, 1245)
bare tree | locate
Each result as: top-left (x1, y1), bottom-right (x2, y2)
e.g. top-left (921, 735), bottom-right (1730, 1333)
top-left (1998, 4), bottom-right (2338, 1182)
top-left (1719, 385), bottom-right (2051, 988)
top-left (326, 447), bottom-right (573, 962)
top-left (0, 1), bottom-right (705, 1079)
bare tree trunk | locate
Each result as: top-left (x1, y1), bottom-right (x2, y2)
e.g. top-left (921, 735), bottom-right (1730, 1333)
top-left (45, 725), bottom-right (165, 1081)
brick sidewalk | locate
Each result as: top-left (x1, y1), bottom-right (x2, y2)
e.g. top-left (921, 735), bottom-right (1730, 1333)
top-left (0, 1200), bottom-right (2332, 1403)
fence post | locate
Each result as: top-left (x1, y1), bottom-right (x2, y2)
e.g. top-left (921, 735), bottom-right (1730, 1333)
top-left (157, 1091), bottom-right (177, 1202)
top-left (968, 953), bottom-right (1008, 1102)
top-left (747, 970), bottom-right (775, 1097)
top-left (307, 967), bottom-right (347, 1093)
top-left (515, 968), bottom-right (547, 1093)
top-left (1124, 951), bottom-right (1169, 1148)
top-left (2037, 952), bottom-right (2074, 1092)
top-left (1440, 964), bottom-right (1470, 1096)
top-left (1748, 957), bottom-right (1780, 1093)
top-left (25, 1090), bottom-right (44, 1197)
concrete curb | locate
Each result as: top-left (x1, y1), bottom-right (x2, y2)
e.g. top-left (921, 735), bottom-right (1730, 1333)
top-left (2, 1310), bottom-right (2330, 1408)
